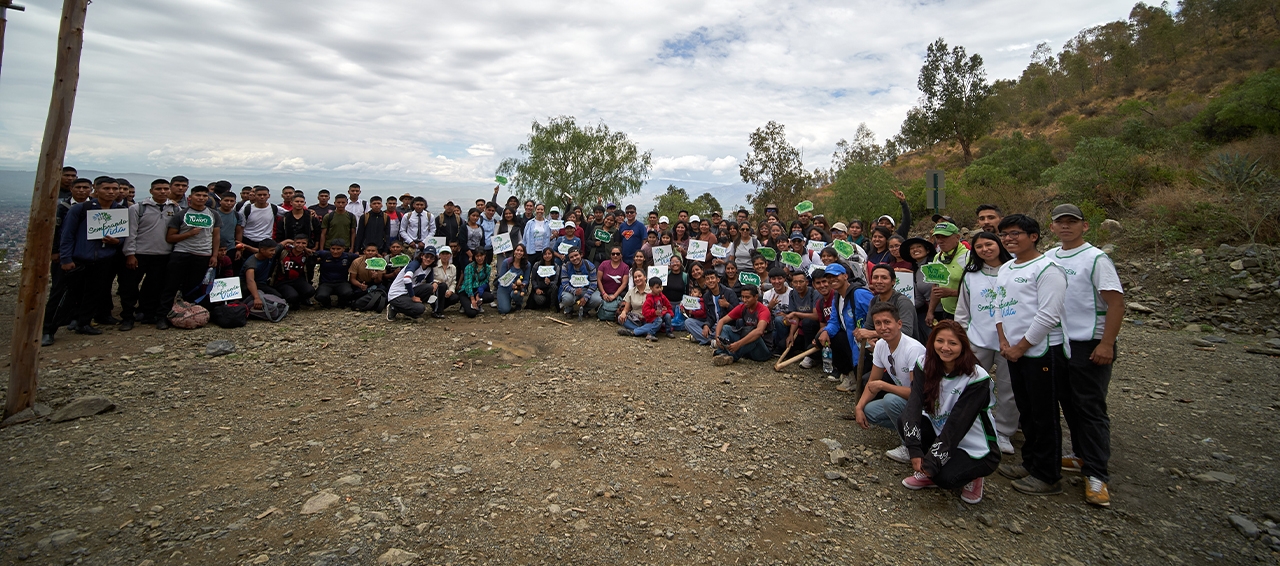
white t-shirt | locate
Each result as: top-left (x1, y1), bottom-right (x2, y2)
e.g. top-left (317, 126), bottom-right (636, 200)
top-left (241, 203), bottom-right (281, 241)
top-left (763, 285), bottom-right (790, 313)
top-left (1047, 243), bottom-right (1124, 341)
top-left (872, 335), bottom-right (926, 388)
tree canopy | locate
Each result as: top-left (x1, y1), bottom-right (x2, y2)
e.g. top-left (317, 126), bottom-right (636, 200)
top-left (653, 185), bottom-right (723, 219)
top-left (897, 38), bottom-right (994, 163)
top-left (497, 116), bottom-right (652, 209)
top-left (739, 121), bottom-right (820, 214)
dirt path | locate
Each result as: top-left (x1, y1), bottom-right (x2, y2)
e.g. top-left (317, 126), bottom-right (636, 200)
top-left (1, 305), bottom-right (1278, 565)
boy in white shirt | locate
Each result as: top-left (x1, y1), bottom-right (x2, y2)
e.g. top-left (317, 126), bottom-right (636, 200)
top-left (993, 214), bottom-right (1068, 497)
top-left (762, 268), bottom-right (791, 355)
top-left (854, 302), bottom-right (927, 466)
top-left (1046, 204), bottom-right (1125, 508)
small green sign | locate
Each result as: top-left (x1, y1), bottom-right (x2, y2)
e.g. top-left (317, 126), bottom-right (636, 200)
top-left (365, 258), bottom-right (388, 270)
top-left (780, 251), bottom-right (802, 268)
top-left (495, 175), bottom-right (508, 185)
top-left (594, 229), bottom-right (612, 242)
top-left (832, 239), bottom-right (856, 260)
top-left (738, 272), bottom-right (761, 287)
top-left (756, 247), bottom-right (776, 261)
top-left (794, 200), bottom-right (814, 214)
top-left (921, 263), bottom-right (951, 285)
top-left (390, 254), bottom-right (411, 268)
top-left (184, 212), bottom-right (213, 228)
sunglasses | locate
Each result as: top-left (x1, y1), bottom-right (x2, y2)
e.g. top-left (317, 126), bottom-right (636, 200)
top-left (611, 252), bottom-right (621, 256)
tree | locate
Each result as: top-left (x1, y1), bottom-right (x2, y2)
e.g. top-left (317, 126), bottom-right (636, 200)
top-left (826, 163), bottom-right (903, 225)
top-left (690, 192), bottom-right (723, 217)
top-left (739, 121), bottom-right (818, 213)
top-left (898, 38), bottom-right (994, 162)
top-left (831, 123), bottom-right (888, 170)
top-left (654, 185), bottom-right (691, 218)
top-left (497, 116), bottom-right (652, 209)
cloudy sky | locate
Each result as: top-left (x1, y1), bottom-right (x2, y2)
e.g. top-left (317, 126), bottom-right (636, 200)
top-left (0, 0), bottom-right (1136, 200)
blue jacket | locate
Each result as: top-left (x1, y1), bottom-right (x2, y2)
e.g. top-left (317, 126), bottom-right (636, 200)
top-left (823, 285), bottom-right (874, 363)
top-left (558, 259), bottom-right (598, 296)
top-left (60, 198), bottom-right (128, 264)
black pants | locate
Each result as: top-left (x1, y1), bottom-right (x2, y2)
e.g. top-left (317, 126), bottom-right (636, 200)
top-left (1010, 344), bottom-right (1069, 485)
top-left (388, 294), bottom-right (425, 318)
top-left (459, 290), bottom-right (494, 318)
top-left (1060, 339), bottom-right (1113, 482)
top-left (830, 328), bottom-right (855, 377)
top-left (315, 281), bottom-right (354, 307)
top-left (918, 424), bottom-right (1001, 489)
top-left (118, 254), bottom-right (169, 321)
top-left (529, 288), bottom-right (554, 310)
top-left (434, 287), bottom-right (460, 314)
top-left (158, 252), bottom-right (210, 317)
top-left (276, 277), bottom-right (316, 307)
top-left (65, 258), bottom-right (117, 327)
top-left (43, 262), bottom-right (74, 334)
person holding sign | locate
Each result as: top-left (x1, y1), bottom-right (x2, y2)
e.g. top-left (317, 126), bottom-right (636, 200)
top-left (385, 247), bottom-right (436, 320)
top-left (557, 248), bottom-right (600, 320)
top-left (155, 185), bottom-right (222, 330)
top-left (348, 244), bottom-right (388, 303)
top-left (685, 270), bottom-right (739, 345)
top-left (51, 177), bottom-right (129, 339)
top-left (711, 285), bottom-right (773, 366)
top-left (494, 207), bottom-right (523, 263)
top-left (551, 221), bottom-right (583, 263)
top-left (459, 248), bottom-right (493, 318)
top-left (924, 222), bottom-right (970, 327)
top-left (586, 209), bottom-right (619, 265)
top-left (530, 247), bottom-right (559, 311)
top-left (496, 244), bottom-right (531, 314)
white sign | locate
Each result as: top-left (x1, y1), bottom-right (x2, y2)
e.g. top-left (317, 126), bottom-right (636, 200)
top-left (646, 265), bottom-right (669, 286)
top-left (806, 240), bottom-right (827, 253)
top-left (557, 242), bottom-right (574, 255)
top-left (570, 274), bottom-right (589, 287)
top-left (425, 236), bottom-right (446, 250)
top-left (681, 295), bottom-right (701, 311)
top-left (209, 277), bottom-right (242, 302)
top-left (492, 233), bottom-right (513, 255)
top-left (537, 265), bottom-right (557, 278)
top-left (549, 220), bottom-right (565, 231)
top-left (86, 209), bottom-right (129, 240)
top-left (710, 244), bottom-right (729, 259)
top-left (894, 271), bottom-right (915, 299)
top-left (651, 244), bottom-right (674, 266)
top-left (686, 239), bottom-right (708, 262)
top-left (498, 270), bottom-right (518, 287)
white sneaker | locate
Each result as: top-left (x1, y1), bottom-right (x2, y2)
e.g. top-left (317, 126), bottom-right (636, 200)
top-left (798, 356), bottom-right (815, 369)
top-left (489, 301), bottom-right (497, 308)
top-left (885, 445), bottom-right (911, 464)
top-left (997, 434), bottom-right (1015, 455)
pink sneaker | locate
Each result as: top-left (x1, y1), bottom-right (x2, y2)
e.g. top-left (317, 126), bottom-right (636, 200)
top-left (960, 477), bottom-right (984, 504)
top-left (901, 472), bottom-right (936, 490)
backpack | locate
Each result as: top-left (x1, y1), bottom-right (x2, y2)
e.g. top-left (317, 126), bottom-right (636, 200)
top-left (249, 293), bottom-right (289, 322)
top-left (210, 300), bottom-right (250, 328)
top-left (350, 287), bottom-right (387, 312)
top-left (167, 294), bottom-right (210, 329)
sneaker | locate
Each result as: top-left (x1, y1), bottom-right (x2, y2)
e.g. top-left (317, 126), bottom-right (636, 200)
top-left (40, 334), bottom-right (54, 347)
top-left (431, 312), bottom-right (445, 319)
top-left (1085, 476), bottom-right (1111, 507)
top-left (997, 435), bottom-right (1015, 455)
top-left (489, 301), bottom-right (497, 308)
top-left (1061, 456), bottom-right (1083, 473)
top-left (385, 304), bottom-right (396, 321)
top-left (835, 375), bottom-right (855, 392)
top-left (666, 331), bottom-right (675, 339)
top-left (646, 334), bottom-right (657, 342)
top-left (798, 356), bottom-right (815, 369)
top-left (118, 319), bottom-right (134, 332)
top-left (826, 373), bottom-right (840, 383)
top-left (75, 324), bottom-right (103, 336)
top-left (155, 318), bottom-right (170, 330)
top-left (998, 463), bottom-right (1029, 480)
top-left (901, 472), bottom-right (936, 490)
top-left (885, 445), bottom-right (911, 464)
top-left (960, 477), bottom-right (984, 504)
top-left (617, 328), bottom-right (632, 337)
top-left (1012, 475), bottom-right (1063, 496)
top-left (713, 354), bottom-right (735, 366)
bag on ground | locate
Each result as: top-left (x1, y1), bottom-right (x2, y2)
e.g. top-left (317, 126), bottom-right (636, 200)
top-left (249, 293), bottom-right (289, 322)
top-left (210, 301), bottom-right (250, 328)
top-left (167, 294), bottom-right (210, 329)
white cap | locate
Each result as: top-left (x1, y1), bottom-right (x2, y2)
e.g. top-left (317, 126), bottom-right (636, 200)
top-left (550, 206), bottom-right (561, 213)
top-left (565, 220), bottom-right (576, 228)
top-left (659, 215), bottom-right (669, 224)
top-left (689, 215), bottom-right (700, 223)
top-left (876, 214), bottom-right (895, 226)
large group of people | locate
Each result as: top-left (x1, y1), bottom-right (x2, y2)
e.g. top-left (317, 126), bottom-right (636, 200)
top-left (42, 165), bottom-right (1125, 508)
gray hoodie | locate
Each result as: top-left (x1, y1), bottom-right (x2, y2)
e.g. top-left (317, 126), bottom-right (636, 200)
top-left (123, 197), bottom-right (178, 256)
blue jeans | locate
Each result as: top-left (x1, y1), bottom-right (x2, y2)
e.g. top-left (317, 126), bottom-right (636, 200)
top-left (496, 284), bottom-right (525, 314)
top-left (715, 326), bottom-right (772, 362)
top-left (864, 393), bottom-right (907, 438)
top-left (632, 313), bottom-right (672, 337)
top-left (685, 318), bottom-right (713, 344)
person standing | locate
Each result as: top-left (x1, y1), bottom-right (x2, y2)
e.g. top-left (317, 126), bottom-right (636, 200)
top-left (321, 195), bottom-right (358, 250)
top-left (618, 204), bottom-right (647, 267)
top-left (240, 187), bottom-right (281, 249)
top-left (119, 179), bottom-right (179, 330)
top-left (169, 176), bottom-right (190, 209)
top-left (976, 204), bottom-right (1003, 233)
top-left (993, 214), bottom-right (1069, 497)
top-left (345, 183), bottom-right (369, 222)
top-left (355, 196), bottom-right (394, 253)
top-left (1046, 204), bottom-right (1125, 508)
top-left (47, 177), bottom-right (127, 342)
top-left (521, 204), bottom-right (552, 255)
top-left (309, 189), bottom-right (336, 218)
top-left (924, 222), bottom-right (970, 326)
top-left (399, 197), bottom-right (435, 250)
top-left (156, 185), bottom-right (221, 329)
top-left (954, 231), bottom-right (1018, 455)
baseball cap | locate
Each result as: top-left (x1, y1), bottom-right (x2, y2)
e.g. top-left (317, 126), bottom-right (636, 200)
top-left (931, 222), bottom-right (960, 237)
top-left (823, 263), bottom-right (847, 277)
top-left (438, 246), bottom-right (452, 255)
top-left (790, 232), bottom-right (805, 240)
top-left (605, 202), bottom-right (617, 209)
top-left (422, 245), bottom-right (438, 256)
top-left (831, 222), bottom-right (848, 233)
top-left (689, 215), bottom-right (700, 223)
top-left (766, 203), bottom-right (778, 210)
top-left (565, 220), bottom-right (576, 228)
top-left (1051, 204), bottom-right (1085, 220)
top-left (931, 214), bottom-right (956, 223)
top-left (659, 215), bottom-right (669, 224)
top-left (876, 214), bottom-right (896, 227)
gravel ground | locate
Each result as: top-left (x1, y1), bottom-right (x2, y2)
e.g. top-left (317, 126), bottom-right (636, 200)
top-left (1, 275), bottom-right (1278, 565)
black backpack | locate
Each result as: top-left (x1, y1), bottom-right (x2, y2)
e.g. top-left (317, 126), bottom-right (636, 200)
top-left (210, 301), bottom-right (250, 328)
top-left (350, 288), bottom-right (387, 312)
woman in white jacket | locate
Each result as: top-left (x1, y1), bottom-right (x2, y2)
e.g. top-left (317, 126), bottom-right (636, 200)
top-left (953, 231), bottom-right (1017, 455)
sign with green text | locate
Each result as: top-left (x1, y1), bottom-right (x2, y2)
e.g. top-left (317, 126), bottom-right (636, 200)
top-left (738, 272), bottom-right (761, 287)
top-left (364, 257), bottom-right (388, 271)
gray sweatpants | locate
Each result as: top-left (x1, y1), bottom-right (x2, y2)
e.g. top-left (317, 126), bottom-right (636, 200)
top-left (973, 345), bottom-right (1018, 437)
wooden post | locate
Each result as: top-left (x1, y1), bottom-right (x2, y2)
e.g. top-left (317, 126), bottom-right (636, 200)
top-left (0, 2), bottom-right (25, 80)
top-left (5, 0), bottom-right (89, 419)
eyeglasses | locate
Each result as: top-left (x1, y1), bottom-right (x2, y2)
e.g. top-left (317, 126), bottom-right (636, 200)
top-left (998, 231), bottom-right (1027, 239)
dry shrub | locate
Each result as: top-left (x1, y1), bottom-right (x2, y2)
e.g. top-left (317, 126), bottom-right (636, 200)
top-left (1126, 184), bottom-right (1230, 251)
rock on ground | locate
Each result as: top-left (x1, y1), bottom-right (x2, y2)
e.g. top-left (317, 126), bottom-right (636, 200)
top-left (49, 396), bottom-right (115, 423)
top-left (300, 491), bottom-right (340, 515)
top-left (1229, 515), bottom-right (1259, 539)
top-left (376, 548), bottom-right (419, 565)
top-left (205, 340), bottom-right (236, 357)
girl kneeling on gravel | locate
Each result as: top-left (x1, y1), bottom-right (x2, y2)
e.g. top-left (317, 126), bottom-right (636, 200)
top-left (898, 320), bottom-right (1001, 504)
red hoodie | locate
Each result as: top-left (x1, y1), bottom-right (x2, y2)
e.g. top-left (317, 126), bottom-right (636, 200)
top-left (641, 293), bottom-right (673, 323)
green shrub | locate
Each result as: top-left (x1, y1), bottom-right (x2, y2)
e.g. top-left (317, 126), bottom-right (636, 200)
top-left (1196, 69), bottom-right (1280, 141)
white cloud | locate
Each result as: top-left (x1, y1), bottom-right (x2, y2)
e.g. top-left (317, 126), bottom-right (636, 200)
top-left (0, 0), bottom-right (1139, 194)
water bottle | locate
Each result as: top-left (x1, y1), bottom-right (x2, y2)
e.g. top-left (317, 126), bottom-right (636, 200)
top-left (202, 267), bottom-right (215, 285)
top-left (822, 346), bottom-right (833, 374)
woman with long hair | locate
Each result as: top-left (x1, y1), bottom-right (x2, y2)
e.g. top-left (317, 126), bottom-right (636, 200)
top-left (898, 320), bottom-right (1000, 504)
top-left (729, 223), bottom-right (759, 272)
top-left (522, 203), bottom-right (552, 254)
top-left (672, 221), bottom-right (691, 255)
top-left (494, 207), bottom-right (523, 264)
top-left (953, 231), bottom-right (1017, 454)
top-left (530, 246), bottom-right (560, 310)
top-left (496, 243), bottom-right (531, 314)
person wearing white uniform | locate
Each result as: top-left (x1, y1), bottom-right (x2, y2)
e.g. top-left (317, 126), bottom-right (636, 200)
top-left (855, 302), bottom-right (927, 465)
top-left (992, 214), bottom-right (1068, 497)
top-left (1046, 203), bottom-right (1125, 508)
top-left (954, 231), bottom-right (1018, 455)
top-left (898, 320), bottom-right (1000, 505)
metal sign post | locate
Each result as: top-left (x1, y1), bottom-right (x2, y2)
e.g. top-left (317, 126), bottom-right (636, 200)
top-left (924, 169), bottom-right (945, 215)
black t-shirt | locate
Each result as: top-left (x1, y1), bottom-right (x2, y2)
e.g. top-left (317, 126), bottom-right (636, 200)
top-left (318, 252), bottom-right (357, 283)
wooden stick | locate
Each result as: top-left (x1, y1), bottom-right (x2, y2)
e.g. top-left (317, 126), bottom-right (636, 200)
top-left (543, 316), bottom-right (572, 327)
top-left (774, 347), bottom-right (819, 371)
top-left (6, 0), bottom-right (89, 419)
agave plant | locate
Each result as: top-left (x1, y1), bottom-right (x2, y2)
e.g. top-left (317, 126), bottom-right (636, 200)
top-left (1201, 153), bottom-right (1271, 192)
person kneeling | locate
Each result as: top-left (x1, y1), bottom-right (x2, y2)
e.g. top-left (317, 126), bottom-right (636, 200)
top-left (854, 302), bottom-right (927, 465)
top-left (898, 320), bottom-right (1001, 505)
top-left (711, 285), bottom-right (772, 366)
